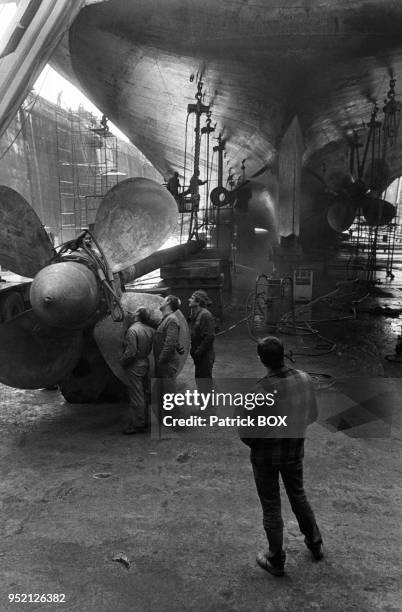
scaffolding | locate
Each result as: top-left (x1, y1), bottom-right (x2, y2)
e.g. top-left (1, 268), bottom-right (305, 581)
top-left (55, 105), bottom-right (121, 243)
top-left (348, 178), bottom-right (402, 282)
top-left (340, 79), bottom-right (402, 283)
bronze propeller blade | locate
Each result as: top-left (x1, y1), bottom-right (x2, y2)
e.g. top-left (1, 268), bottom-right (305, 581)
top-left (93, 178), bottom-right (178, 273)
top-left (0, 310), bottom-right (82, 389)
top-left (0, 186), bottom-right (55, 278)
top-left (362, 196), bottom-right (396, 226)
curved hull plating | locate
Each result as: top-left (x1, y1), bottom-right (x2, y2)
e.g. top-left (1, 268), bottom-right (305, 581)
top-left (47, 0), bottom-right (402, 245)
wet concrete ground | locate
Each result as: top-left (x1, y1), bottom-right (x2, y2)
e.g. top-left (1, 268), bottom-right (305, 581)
top-left (0, 270), bottom-right (401, 611)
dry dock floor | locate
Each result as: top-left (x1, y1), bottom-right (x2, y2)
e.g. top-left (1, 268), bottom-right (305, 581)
top-left (0, 281), bottom-right (401, 611)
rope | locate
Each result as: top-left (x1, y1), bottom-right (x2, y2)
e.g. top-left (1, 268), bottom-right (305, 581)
top-left (55, 229), bottom-right (124, 322)
top-left (215, 314), bottom-right (252, 337)
top-left (239, 276), bottom-right (374, 357)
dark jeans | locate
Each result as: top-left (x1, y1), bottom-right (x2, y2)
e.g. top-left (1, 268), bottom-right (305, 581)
top-left (125, 364), bottom-right (149, 428)
top-left (154, 363), bottom-right (179, 434)
top-left (193, 353), bottom-right (214, 379)
top-left (251, 448), bottom-right (321, 565)
top-left (193, 353), bottom-right (214, 397)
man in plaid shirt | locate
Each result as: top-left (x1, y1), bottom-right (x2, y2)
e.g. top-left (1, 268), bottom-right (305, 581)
top-left (241, 336), bottom-right (323, 577)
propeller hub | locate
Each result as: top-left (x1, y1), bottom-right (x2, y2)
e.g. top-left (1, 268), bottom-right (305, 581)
top-left (30, 261), bottom-right (100, 329)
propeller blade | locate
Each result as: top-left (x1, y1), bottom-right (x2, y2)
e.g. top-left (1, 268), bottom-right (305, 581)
top-left (0, 310), bottom-right (82, 389)
top-left (327, 201), bottom-right (357, 232)
top-left (364, 159), bottom-right (390, 194)
top-left (93, 293), bottom-right (190, 384)
top-left (361, 196), bottom-right (396, 226)
top-left (0, 186), bottom-right (54, 277)
top-left (93, 178), bottom-right (178, 273)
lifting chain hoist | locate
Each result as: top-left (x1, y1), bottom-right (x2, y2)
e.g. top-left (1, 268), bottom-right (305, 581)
top-left (210, 133), bottom-right (233, 208)
top-left (187, 80), bottom-right (210, 239)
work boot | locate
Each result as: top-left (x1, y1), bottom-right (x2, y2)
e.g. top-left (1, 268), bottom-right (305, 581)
top-left (256, 551), bottom-right (285, 577)
top-left (305, 538), bottom-right (324, 561)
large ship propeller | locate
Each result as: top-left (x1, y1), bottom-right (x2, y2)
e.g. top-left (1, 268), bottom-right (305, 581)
top-left (0, 178), bottom-right (196, 391)
top-left (308, 167), bottom-right (396, 231)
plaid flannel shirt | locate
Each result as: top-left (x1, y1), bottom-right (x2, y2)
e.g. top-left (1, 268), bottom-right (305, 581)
top-left (240, 367), bottom-right (318, 465)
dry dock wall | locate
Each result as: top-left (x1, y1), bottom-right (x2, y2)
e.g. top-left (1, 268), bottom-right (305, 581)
top-left (0, 94), bottom-right (161, 241)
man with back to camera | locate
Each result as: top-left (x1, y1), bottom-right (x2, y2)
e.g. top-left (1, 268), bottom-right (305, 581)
top-left (240, 336), bottom-right (323, 577)
top-left (119, 307), bottom-right (154, 434)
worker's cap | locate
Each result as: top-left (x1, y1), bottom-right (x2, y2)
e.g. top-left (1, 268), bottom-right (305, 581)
top-left (191, 290), bottom-right (212, 306)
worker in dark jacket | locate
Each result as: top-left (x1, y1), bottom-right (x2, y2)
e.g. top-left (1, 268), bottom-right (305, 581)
top-left (166, 172), bottom-right (181, 198)
top-left (189, 290), bottom-right (215, 391)
top-left (240, 336), bottom-right (323, 577)
top-left (153, 295), bottom-right (181, 378)
top-left (120, 307), bottom-right (154, 434)
top-left (153, 295), bottom-right (182, 426)
top-left (182, 170), bottom-right (207, 196)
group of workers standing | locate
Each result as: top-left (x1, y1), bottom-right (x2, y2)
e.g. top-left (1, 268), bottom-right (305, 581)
top-left (119, 290), bottom-right (215, 434)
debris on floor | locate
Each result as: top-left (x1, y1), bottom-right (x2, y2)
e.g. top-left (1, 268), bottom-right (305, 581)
top-left (111, 553), bottom-right (131, 570)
